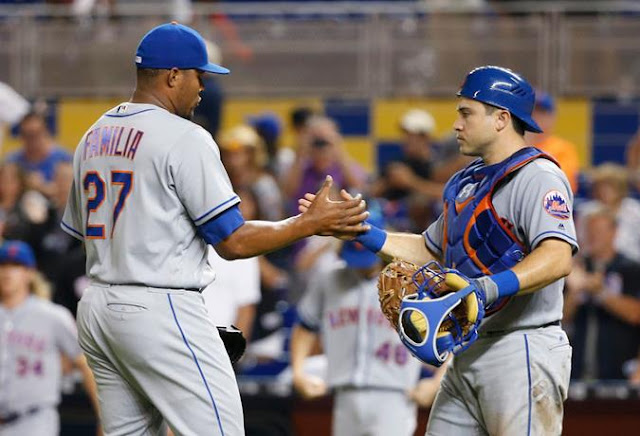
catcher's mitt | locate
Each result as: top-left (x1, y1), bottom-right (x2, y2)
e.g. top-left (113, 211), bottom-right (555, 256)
top-left (404, 262), bottom-right (480, 344)
top-left (377, 260), bottom-right (423, 330)
top-left (217, 325), bottom-right (246, 364)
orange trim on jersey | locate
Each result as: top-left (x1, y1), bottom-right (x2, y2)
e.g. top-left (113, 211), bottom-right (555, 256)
top-left (462, 197), bottom-right (492, 276)
top-left (442, 201), bottom-right (449, 257)
top-left (455, 195), bottom-right (474, 215)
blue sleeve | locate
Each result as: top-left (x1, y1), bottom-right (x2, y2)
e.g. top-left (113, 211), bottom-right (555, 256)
top-left (197, 204), bottom-right (245, 245)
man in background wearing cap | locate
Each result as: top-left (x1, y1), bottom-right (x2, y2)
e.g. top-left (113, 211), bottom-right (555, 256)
top-left (0, 240), bottom-right (99, 436)
top-left (371, 109), bottom-right (447, 232)
top-left (290, 210), bottom-right (433, 436)
top-left (526, 92), bottom-right (581, 193)
top-left (61, 22), bottom-right (368, 436)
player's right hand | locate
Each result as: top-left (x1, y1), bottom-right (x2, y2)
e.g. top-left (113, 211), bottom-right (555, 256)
top-left (301, 175), bottom-right (370, 237)
top-left (293, 373), bottom-right (328, 400)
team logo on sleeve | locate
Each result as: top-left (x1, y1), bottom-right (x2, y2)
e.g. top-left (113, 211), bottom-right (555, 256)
top-left (543, 190), bottom-right (570, 220)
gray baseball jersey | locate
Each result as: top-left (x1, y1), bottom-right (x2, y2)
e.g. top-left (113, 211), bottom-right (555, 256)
top-left (297, 262), bottom-right (422, 391)
top-left (298, 262), bottom-right (422, 436)
top-left (0, 296), bottom-right (81, 433)
top-left (423, 158), bottom-right (578, 331)
top-left (61, 102), bottom-right (239, 289)
top-left (422, 157), bottom-right (575, 435)
top-left (61, 102), bottom-right (245, 435)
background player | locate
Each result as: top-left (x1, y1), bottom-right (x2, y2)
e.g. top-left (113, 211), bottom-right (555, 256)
top-left (60, 22), bottom-right (368, 436)
top-left (291, 229), bottom-right (445, 436)
top-left (0, 240), bottom-right (99, 436)
top-left (300, 65), bottom-right (577, 435)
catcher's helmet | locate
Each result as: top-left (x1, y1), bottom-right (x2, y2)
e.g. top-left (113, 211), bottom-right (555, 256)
top-left (457, 65), bottom-right (542, 133)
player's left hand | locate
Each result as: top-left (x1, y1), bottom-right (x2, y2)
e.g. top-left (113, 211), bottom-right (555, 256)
top-left (299, 176), bottom-right (370, 237)
top-left (293, 373), bottom-right (328, 400)
top-left (408, 377), bottom-right (441, 408)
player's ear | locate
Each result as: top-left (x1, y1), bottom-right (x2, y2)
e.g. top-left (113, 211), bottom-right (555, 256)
top-left (495, 110), bottom-right (510, 132)
top-left (167, 68), bottom-right (181, 88)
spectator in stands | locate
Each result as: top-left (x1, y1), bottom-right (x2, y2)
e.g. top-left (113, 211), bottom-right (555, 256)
top-left (218, 124), bottom-right (284, 222)
top-left (0, 81), bottom-right (29, 150)
top-left (625, 126), bottom-right (640, 197)
top-left (37, 162), bottom-right (86, 315)
top-left (248, 112), bottom-right (283, 176)
top-left (0, 162), bottom-right (53, 254)
top-left (526, 92), bottom-right (580, 193)
top-left (283, 115), bottom-right (366, 211)
top-left (275, 106), bottom-right (315, 183)
top-left (564, 207), bottom-right (640, 380)
top-left (193, 39), bottom-right (225, 139)
top-left (576, 163), bottom-right (640, 263)
top-left (370, 109), bottom-right (446, 231)
top-left (8, 111), bottom-right (72, 197)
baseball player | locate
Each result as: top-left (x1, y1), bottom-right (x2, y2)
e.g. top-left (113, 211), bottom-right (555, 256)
top-left (300, 66), bottom-right (577, 435)
top-left (0, 240), bottom-right (99, 436)
top-left (60, 22), bottom-right (368, 436)
top-left (291, 237), bottom-right (424, 436)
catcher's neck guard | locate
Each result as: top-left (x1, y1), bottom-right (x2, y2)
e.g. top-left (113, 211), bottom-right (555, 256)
top-left (398, 261), bottom-right (482, 367)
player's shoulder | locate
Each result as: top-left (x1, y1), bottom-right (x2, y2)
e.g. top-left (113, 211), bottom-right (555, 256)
top-left (514, 155), bottom-right (570, 186)
top-left (29, 297), bottom-right (75, 324)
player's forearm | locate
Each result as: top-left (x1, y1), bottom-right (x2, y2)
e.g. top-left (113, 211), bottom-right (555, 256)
top-left (378, 232), bottom-right (438, 265)
top-left (412, 179), bottom-right (444, 200)
top-left (76, 355), bottom-right (101, 418)
top-left (215, 216), bottom-right (314, 260)
top-left (511, 239), bottom-right (573, 295)
top-left (599, 294), bottom-right (640, 325)
top-left (233, 304), bottom-right (256, 339)
top-left (290, 325), bottom-right (319, 377)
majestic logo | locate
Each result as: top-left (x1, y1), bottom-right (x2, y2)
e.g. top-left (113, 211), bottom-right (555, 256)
top-left (543, 190), bottom-right (570, 220)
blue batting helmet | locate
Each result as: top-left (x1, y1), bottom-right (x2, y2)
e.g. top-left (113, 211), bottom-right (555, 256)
top-left (457, 66), bottom-right (542, 133)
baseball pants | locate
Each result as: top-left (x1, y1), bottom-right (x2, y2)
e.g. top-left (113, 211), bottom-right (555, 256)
top-left (77, 284), bottom-right (244, 436)
top-left (0, 407), bottom-right (58, 436)
top-left (426, 325), bottom-right (572, 436)
top-left (333, 388), bottom-right (417, 436)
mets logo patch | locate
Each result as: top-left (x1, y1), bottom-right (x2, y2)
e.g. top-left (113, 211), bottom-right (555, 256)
top-left (543, 190), bottom-right (570, 220)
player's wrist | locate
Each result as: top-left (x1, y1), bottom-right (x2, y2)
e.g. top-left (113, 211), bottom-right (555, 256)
top-left (354, 222), bottom-right (387, 253)
top-left (475, 270), bottom-right (520, 306)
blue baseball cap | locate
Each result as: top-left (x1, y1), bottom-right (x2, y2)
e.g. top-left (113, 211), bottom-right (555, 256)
top-left (535, 91), bottom-right (556, 113)
top-left (0, 240), bottom-right (36, 268)
top-left (135, 22), bottom-right (230, 75)
top-left (339, 202), bottom-right (385, 269)
top-left (340, 241), bottom-right (380, 269)
top-left (248, 112), bottom-right (282, 144)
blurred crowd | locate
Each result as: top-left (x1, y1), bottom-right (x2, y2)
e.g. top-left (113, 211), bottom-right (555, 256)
top-left (2, 75), bottom-right (640, 390)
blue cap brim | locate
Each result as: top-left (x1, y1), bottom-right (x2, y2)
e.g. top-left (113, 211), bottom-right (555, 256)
top-left (198, 62), bottom-right (230, 75)
top-left (340, 245), bottom-right (380, 269)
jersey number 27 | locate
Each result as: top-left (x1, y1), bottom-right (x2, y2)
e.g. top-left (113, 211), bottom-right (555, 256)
top-left (84, 170), bottom-right (133, 239)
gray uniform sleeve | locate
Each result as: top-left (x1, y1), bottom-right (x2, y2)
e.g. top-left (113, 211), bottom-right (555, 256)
top-left (511, 161), bottom-right (579, 252)
top-left (423, 212), bottom-right (445, 258)
top-left (297, 277), bottom-right (325, 332)
top-left (169, 127), bottom-right (240, 226)
top-left (52, 305), bottom-right (83, 359)
top-left (61, 153), bottom-right (84, 240)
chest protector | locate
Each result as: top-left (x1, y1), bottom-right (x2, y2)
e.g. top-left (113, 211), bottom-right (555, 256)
top-left (442, 147), bottom-right (558, 315)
